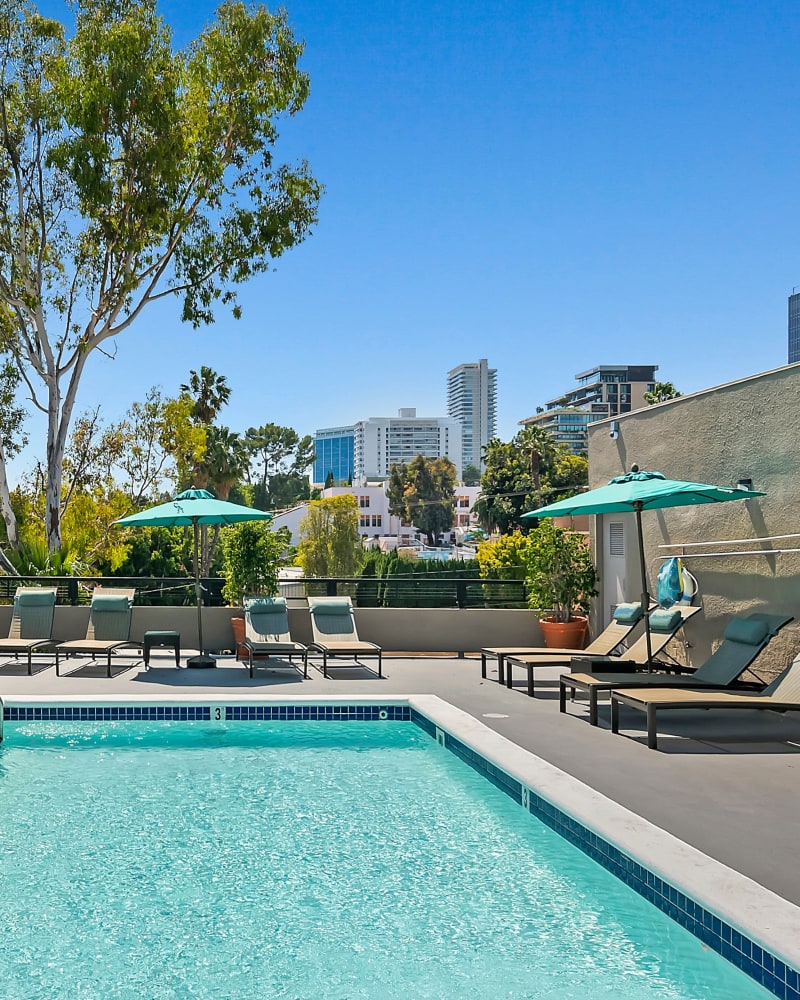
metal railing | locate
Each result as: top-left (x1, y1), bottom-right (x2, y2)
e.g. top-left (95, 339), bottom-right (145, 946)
top-left (0, 575), bottom-right (528, 610)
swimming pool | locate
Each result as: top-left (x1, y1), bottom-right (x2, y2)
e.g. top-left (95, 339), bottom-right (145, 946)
top-left (0, 696), bottom-right (796, 999)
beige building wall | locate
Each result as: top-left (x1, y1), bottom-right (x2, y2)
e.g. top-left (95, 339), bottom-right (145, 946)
top-left (587, 362), bottom-right (800, 677)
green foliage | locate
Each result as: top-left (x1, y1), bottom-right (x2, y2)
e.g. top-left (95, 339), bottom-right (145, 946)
top-left (473, 437), bottom-right (534, 535)
top-left (644, 381), bottom-right (682, 405)
top-left (475, 427), bottom-right (582, 534)
top-left (386, 456), bottom-right (457, 545)
top-left (297, 494), bottom-right (363, 577)
top-left (547, 453), bottom-right (589, 503)
top-left (355, 548), bottom-right (480, 607)
top-left (244, 423), bottom-right (316, 510)
top-left (181, 368), bottom-right (231, 425)
top-left (220, 522), bottom-right (290, 606)
top-left (96, 525), bottom-right (194, 577)
top-left (2, 538), bottom-right (83, 576)
top-left (475, 531), bottom-right (530, 580)
top-left (461, 463), bottom-right (481, 486)
top-left (205, 425), bottom-right (248, 500)
top-left (0, 358), bottom-right (27, 461)
top-left (115, 388), bottom-right (206, 503)
top-left (524, 520), bottom-right (597, 623)
top-left (0, 0), bottom-right (322, 550)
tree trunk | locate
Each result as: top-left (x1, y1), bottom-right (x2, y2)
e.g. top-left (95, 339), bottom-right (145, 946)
top-left (45, 352), bottom-right (89, 551)
top-left (0, 445), bottom-right (19, 549)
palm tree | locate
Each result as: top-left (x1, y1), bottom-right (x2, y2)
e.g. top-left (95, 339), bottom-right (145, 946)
top-left (206, 426), bottom-right (249, 501)
top-left (516, 426), bottom-right (557, 507)
top-left (180, 367), bottom-right (231, 425)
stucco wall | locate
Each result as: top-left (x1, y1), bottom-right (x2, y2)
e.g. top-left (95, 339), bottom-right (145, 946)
top-left (587, 363), bottom-right (800, 676)
top-left (0, 605), bottom-right (545, 656)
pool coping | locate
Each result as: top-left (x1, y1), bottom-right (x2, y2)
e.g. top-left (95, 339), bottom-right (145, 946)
top-left (2, 691), bottom-right (798, 995)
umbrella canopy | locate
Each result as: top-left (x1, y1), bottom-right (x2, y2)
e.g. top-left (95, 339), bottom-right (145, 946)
top-left (114, 489), bottom-right (273, 528)
top-left (522, 467), bottom-right (764, 667)
top-left (114, 490), bottom-right (272, 667)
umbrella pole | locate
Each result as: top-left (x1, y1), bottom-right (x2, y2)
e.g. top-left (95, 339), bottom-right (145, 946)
top-left (187, 518), bottom-right (215, 668)
top-left (634, 502), bottom-right (654, 671)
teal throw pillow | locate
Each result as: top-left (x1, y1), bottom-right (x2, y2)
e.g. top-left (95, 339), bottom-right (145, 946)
top-left (648, 608), bottom-right (683, 633)
top-left (723, 618), bottom-right (770, 646)
top-left (612, 603), bottom-right (642, 624)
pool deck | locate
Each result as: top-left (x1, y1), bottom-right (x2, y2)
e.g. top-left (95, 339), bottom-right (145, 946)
top-left (2, 649), bottom-right (800, 913)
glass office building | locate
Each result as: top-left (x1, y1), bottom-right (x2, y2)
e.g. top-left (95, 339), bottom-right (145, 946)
top-left (313, 427), bottom-right (355, 486)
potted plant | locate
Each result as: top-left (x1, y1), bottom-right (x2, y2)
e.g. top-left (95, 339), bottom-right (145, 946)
top-left (220, 523), bottom-right (290, 659)
top-left (524, 519), bottom-right (598, 648)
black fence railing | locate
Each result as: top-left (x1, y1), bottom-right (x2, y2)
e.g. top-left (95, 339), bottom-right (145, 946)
top-left (0, 576), bottom-right (528, 610)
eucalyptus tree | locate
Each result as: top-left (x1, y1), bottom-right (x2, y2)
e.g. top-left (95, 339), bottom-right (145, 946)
top-left (0, 0), bottom-right (321, 551)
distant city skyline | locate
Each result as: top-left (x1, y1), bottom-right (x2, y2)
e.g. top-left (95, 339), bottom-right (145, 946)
top-left (6, 0), bottom-right (800, 486)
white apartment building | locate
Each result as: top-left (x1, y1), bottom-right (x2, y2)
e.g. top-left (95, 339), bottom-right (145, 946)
top-left (352, 409), bottom-right (462, 483)
top-left (447, 359), bottom-right (497, 471)
top-left (270, 485), bottom-right (482, 546)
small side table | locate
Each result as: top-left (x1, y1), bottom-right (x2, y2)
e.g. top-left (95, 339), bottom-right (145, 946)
top-left (144, 630), bottom-right (181, 668)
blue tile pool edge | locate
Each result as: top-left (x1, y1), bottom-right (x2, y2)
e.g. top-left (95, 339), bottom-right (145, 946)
top-left (433, 720), bottom-right (799, 1000)
top-left (0, 694), bottom-right (796, 999)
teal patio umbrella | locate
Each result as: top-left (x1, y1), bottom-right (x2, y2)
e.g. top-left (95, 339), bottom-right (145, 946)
top-left (114, 489), bottom-right (272, 668)
top-left (522, 466), bottom-right (764, 668)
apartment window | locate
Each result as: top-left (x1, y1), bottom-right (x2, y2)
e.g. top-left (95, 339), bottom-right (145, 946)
top-left (359, 496), bottom-right (370, 508)
top-left (372, 515), bottom-right (382, 527)
top-left (458, 496), bottom-right (469, 508)
top-left (359, 515), bottom-right (369, 528)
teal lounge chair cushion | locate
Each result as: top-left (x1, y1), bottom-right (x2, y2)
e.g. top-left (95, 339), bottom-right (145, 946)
top-left (649, 608), bottom-right (683, 633)
top-left (91, 595), bottom-right (131, 613)
top-left (612, 602), bottom-right (642, 624)
top-left (723, 617), bottom-right (770, 646)
top-left (245, 597), bottom-right (286, 614)
top-left (15, 590), bottom-right (56, 607)
top-left (310, 599), bottom-right (352, 616)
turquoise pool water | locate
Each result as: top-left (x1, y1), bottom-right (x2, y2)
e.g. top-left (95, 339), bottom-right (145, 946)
top-left (0, 720), bottom-right (770, 1000)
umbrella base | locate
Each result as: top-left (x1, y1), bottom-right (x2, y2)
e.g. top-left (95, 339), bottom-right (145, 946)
top-left (186, 654), bottom-right (217, 669)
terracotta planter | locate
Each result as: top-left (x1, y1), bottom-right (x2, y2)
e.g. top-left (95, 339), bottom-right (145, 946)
top-left (539, 615), bottom-right (588, 650)
top-left (230, 616), bottom-right (247, 661)
top-left (230, 616), bottom-right (271, 662)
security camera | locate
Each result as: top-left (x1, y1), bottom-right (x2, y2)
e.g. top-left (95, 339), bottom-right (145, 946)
top-left (609, 420), bottom-right (620, 440)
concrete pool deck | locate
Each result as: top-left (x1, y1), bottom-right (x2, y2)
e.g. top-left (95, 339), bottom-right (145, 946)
top-left (2, 648), bottom-right (800, 917)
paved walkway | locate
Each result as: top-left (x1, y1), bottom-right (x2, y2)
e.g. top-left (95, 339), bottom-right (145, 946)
top-left (2, 650), bottom-right (800, 907)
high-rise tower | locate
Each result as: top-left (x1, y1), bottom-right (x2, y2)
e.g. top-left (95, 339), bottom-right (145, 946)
top-left (789, 290), bottom-right (800, 365)
top-left (447, 359), bottom-right (497, 472)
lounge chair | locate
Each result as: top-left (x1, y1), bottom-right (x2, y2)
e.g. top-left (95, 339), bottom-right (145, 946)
top-left (307, 597), bottom-right (382, 678)
top-left (0, 587), bottom-right (57, 674)
top-left (507, 604), bottom-right (701, 698)
top-left (610, 651), bottom-right (800, 749)
top-left (562, 612), bottom-right (793, 727)
top-left (243, 597), bottom-right (308, 679)
top-left (56, 589), bottom-right (139, 677)
top-left (481, 601), bottom-right (651, 685)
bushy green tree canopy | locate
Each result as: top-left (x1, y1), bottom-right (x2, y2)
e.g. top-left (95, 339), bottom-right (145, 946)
top-left (0, 0), bottom-right (321, 551)
top-left (386, 456), bottom-right (457, 546)
top-left (297, 494), bottom-right (362, 577)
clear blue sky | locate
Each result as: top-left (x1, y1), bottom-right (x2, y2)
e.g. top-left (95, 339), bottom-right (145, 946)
top-left (19, 0), bottom-right (800, 476)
